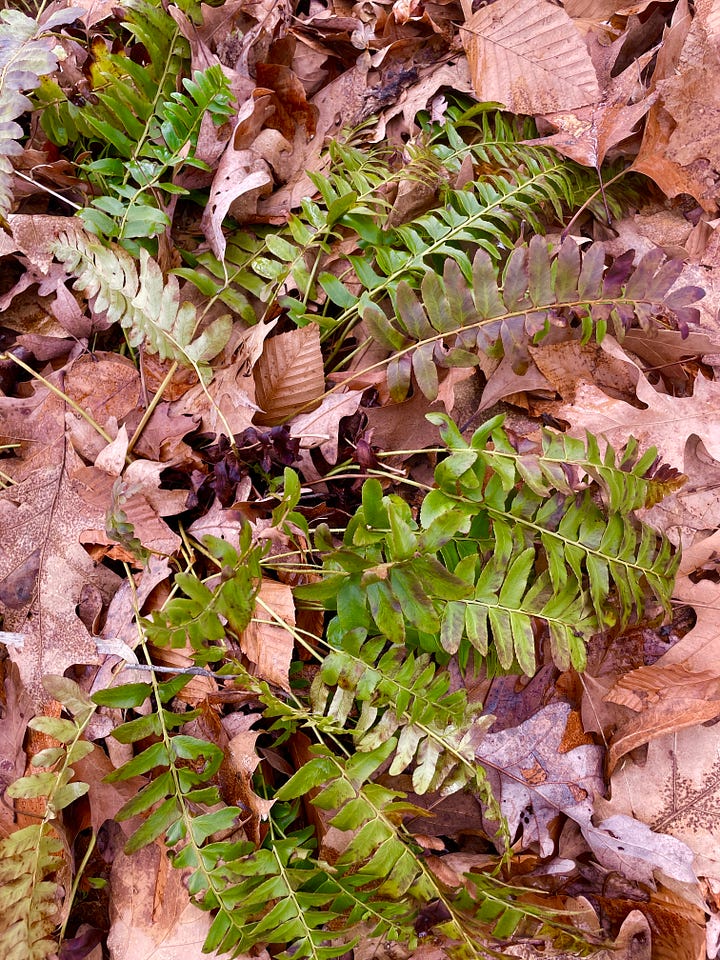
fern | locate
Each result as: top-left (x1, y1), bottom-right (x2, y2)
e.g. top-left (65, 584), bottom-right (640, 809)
top-left (299, 416), bottom-right (681, 675)
top-left (36, 1), bottom-right (233, 244)
top-left (175, 114), bottom-right (607, 335)
top-left (0, 6), bottom-right (78, 221)
top-left (52, 229), bottom-right (232, 378)
top-left (0, 678), bottom-right (95, 960)
top-left (362, 235), bottom-right (704, 400)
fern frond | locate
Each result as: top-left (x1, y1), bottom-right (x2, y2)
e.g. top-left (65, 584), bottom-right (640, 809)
top-left (0, 6), bottom-right (77, 220)
top-left (0, 825), bottom-right (64, 960)
top-left (363, 236), bottom-right (704, 400)
top-left (300, 412), bottom-right (680, 676)
top-left (176, 119), bottom-right (601, 333)
top-left (52, 230), bottom-right (232, 378)
top-left (0, 679), bottom-right (96, 960)
top-left (36, 2), bottom-right (232, 242)
top-left (309, 632), bottom-right (490, 794)
top-left (142, 532), bottom-right (263, 662)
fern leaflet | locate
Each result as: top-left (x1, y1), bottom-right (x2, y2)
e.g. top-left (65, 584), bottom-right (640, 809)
top-left (52, 230), bottom-right (232, 378)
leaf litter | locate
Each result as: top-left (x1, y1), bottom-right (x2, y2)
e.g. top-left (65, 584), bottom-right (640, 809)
top-left (1, 1), bottom-right (720, 959)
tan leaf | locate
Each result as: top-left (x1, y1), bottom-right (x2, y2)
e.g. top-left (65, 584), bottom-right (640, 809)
top-left (478, 702), bottom-right (604, 857)
top-left (171, 362), bottom-right (260, 437)
top-left (597, 721), bottom-right (720, 881)
top-left (289, 389), bottom-right (363, 463)
top-left (200, 96), bottom-right (277, 258)
top-left (240, 580), bottom-right (295, 691)
top-left (554, 349), bottom-right (720, 474)
top-left (0, 442), bottom-right (120, 707)
top-left (604, 663), bottom-right (720, 774)
top-left (226, 729), bottom-right (275, 845)
top-left (254, 324), bottom-right (324, 426)
top-left (106, 841), bottom-right (231, 960)
top-left (461, 0), bottom-right (599, 114)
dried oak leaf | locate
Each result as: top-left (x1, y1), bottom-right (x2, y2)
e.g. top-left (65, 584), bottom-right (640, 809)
top-left (0, 441), bottom-right (120, 707)
top-left (554, 350), bottom-right (720, 474)
top-left (596, 721), bottom-right (720, 881)
top-left (529, 31), bottom-right (658, 168)
top-left (477, 702), bottom-right (604, 857)
top-left (478, 703), bottom-right (696, 885)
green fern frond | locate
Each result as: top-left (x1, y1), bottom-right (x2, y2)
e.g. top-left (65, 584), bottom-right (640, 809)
top-left (363, 236), bottom-right (704, 400)
top-left (36, 1), bottom-right (233, 243)
top-left (52, 230), bottom-right (232, 378)
top-left (309, 631), bottom-right (490, 795)
top-left (142, 532), bottom-right (263, 662)
top-left (299, 413), bottom-right (680, 675)
top-left (0, 6), bottom-right (78, 220)
top-left (0, 678), bottom-right (95, 960)
top-left (175, 118), bottom-right (602, 333)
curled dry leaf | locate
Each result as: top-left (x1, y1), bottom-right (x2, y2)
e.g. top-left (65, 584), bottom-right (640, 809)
top-left (239, 579), bottom-right (295, 691)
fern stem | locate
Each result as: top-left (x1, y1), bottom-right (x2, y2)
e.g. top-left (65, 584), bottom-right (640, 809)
top-left (13, 170), bottom-right (81, 210)
top-left (127, 359), bottom-right (178, 455)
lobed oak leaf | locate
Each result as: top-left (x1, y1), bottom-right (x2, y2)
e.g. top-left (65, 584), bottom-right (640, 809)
top-left (554, 345), bottom-right (720, 475)
top-left (0, 441), bottom-right (120, 707)
top-left (597, 722), bottom-right (720, 881)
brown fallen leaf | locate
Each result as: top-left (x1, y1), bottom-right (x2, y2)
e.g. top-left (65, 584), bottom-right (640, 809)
top-left (478, 702), bottom-right (604, 857)
top-left (478, 702), bottom-right (696, 885)
top-left (529, 30), bottom-right (657, 169)
top-left (460, 0), bottom-right (599, 115)
top-left (603, 662), bottom-right (720, 774)
top-left (225, 729), bottom-right (276, 845)
top-left (554, 346), bottom-right (720, 474)
top-left (289, 389), bottom-right (363, 476)
top-left (633, 0), bottom-right (720, 212)
top-left (0, 440), bottom-right (120, 707)
top-left (106, 840), bottom-right (233, 960)
top-left (597, 721), bottom-right (720, 881)
top-left (171, 361), bottom-right (260, 437)
top-left (239, 579), bottom-right (295, 691)
top-left (254, 324), bottom-right (325, 426)
top-left (201, 95), bottom-right (277, 259)
top-left (0, 663), bottom-right (34, 838)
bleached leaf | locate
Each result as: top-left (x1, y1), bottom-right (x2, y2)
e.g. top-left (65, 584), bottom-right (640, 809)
top-left (461, 0), bottom-right (599, 114)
